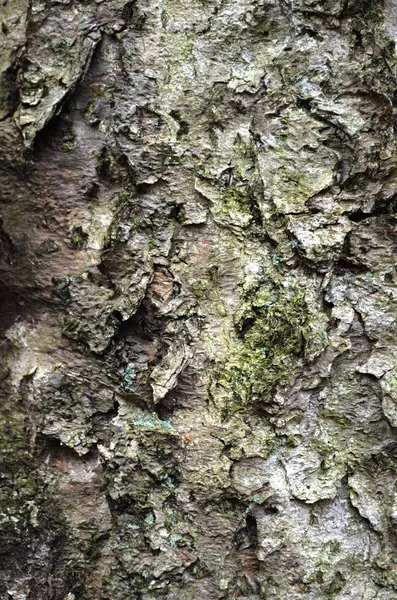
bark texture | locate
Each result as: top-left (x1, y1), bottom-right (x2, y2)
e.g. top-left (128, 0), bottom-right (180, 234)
top-left (2, 0), bottom-right (397, 598)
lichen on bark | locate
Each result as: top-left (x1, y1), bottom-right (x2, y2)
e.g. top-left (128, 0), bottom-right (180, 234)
top-left (2, 0), bottom-right (397, 599)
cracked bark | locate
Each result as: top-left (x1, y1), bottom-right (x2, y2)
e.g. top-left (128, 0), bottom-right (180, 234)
top-left (2, 1), bottom-right (397, 599)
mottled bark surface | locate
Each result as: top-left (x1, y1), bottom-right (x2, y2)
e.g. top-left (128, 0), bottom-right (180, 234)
top-left (2, 0), bottom-right (397, 598)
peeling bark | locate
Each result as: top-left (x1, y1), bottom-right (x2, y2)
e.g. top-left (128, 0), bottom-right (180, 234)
top-left (2, 1), bottom-right (397, 599)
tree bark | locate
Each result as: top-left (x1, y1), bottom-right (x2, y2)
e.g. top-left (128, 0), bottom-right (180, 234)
top-left (2, 0), bottom-right (397, 598)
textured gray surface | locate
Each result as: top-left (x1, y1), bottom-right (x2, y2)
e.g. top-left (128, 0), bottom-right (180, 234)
top-left (1, 0), bottom-right (397, 598)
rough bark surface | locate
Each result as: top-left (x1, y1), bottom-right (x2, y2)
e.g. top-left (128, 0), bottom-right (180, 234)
top-left (2, 0), bottom-right (397, 598)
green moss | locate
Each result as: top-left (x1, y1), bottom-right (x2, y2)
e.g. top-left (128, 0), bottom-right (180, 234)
top-left (320, 408), bottom-right (351, 427)
top-left (286, 434), bottom-right (302, 449)
top-left (83, 99), bottom-right (96, 122)
top-left (190, 280), bottom-right (208, 298)
top-left (220, 187), bottom-right (249, 212)
top-left (96, 147), bottom-right (129, 184)
top-left (217, 283), bottom-right (309, 412)
top-left (70, 226), bottom-right (88, 250)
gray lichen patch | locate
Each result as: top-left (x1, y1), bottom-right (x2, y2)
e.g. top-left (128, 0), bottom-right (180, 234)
top-left (257, 109), bottom-right (337, 215)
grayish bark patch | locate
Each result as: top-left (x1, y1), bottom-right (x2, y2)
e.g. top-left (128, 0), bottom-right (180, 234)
top-left (1, 0), bottom-right (397, 599)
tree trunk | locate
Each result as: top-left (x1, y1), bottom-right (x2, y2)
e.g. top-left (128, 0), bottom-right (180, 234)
top-left (2, 0), bottom-right (397, 598)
